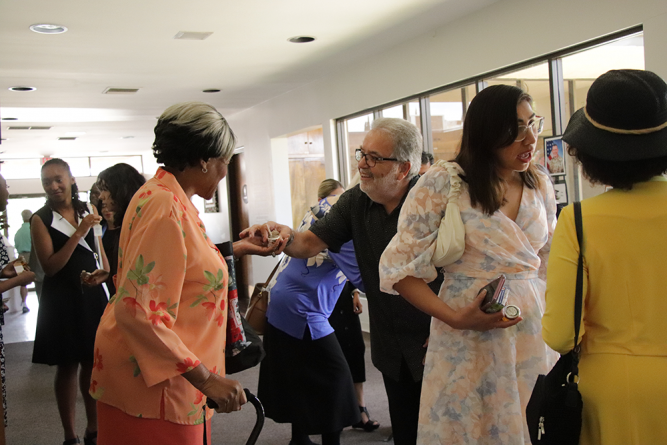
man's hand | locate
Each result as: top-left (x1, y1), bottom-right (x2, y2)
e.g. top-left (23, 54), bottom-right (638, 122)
top-left (240, 222), bottom-right (292, 256)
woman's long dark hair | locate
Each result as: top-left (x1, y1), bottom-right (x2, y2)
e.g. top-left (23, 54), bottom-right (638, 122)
top-left (42, 158), bottom-right (88, 219)
top-left (96, 163), bottom-right (146, 227)
top-left (454, 85), bottom-right (541, 215)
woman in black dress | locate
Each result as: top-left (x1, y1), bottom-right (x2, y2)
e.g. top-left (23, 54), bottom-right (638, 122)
top-left (95, 163), bottom-right (146, 297)
top-left (328, 281), bottom-right (380, 432)
top-left (31, 159), bottom-right (110, 445)
top-left (99, 204), bottom-right (119, 297)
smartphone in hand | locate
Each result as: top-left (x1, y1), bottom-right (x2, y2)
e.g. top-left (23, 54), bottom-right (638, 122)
top-left (479, 274), bottom-right (508, 313)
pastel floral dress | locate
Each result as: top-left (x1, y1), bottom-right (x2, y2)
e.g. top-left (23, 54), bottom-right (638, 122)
top-left (379, 163), bottom-right (558, 445)
top-left (91, 168), bottom-right (228, 426)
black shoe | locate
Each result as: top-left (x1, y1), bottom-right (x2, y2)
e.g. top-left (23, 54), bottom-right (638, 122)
top-left (83, 430), bottom-right (97, 445)
top-left (288, 438), bottom-right (319, 445)
top-left (63, 438), bottom-right (80, 445)
top-left (352, 406), bottom-right (380, 432)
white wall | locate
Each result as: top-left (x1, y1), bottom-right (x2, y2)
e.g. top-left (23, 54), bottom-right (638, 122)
top-left (229, 0), bottom-right (667, 282)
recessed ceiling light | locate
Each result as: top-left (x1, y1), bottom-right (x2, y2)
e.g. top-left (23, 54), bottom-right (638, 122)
top-left (30, 23), bottom-right (68, 34)
top-left (1, 118), bottom-right (18, 121)
top-left (8, 86), bottom-right (36, 92)
top-left (288, 36), bottom-right (315, 43)
top-left (203, 89), bottom-right (221, 93)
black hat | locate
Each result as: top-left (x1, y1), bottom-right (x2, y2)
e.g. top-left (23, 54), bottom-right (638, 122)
top-left (563, 69), bottom-right (667, 161)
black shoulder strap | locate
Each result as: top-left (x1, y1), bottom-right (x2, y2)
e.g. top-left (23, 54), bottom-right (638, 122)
top-left (573, 202), bottom-right (584, 351)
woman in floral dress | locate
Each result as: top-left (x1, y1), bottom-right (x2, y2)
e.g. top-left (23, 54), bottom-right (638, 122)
top-left (379, 85), bottom-right (558, 444)
top-left (91, 102), bottom-right (276, 445)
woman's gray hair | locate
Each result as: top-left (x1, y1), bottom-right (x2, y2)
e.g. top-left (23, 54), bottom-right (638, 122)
top-left (371, 118), bottom-right (422, 177)
top-left (152, 102), bottom-right (237, 171)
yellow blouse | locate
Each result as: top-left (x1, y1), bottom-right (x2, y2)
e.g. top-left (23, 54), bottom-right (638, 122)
top-left (91, 168), bottom-right (228, 425)
top-left (543, 177), bottom-right (667, 445)
top-left (543, 177), bottom-right (667, 356)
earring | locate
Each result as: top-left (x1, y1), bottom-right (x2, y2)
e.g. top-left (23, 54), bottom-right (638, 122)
top-left (202, 166), bottom-right (208, 173)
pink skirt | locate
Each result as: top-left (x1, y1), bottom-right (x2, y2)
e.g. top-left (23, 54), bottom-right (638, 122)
top-left (97, 401), bottom-right (211, 445)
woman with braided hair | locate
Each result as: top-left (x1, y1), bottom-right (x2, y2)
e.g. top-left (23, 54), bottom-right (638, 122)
top-left (31, 158), bottom-right (110, 445)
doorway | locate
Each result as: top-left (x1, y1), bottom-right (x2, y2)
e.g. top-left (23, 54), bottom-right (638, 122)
top-left (288, 128), bottom-right (326, 230)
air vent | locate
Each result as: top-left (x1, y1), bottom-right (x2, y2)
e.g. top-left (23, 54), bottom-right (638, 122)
top-left (7, 126), bottom-right (52, 130)
top-left (174, 31), bottom-right (213, 40)
top-left (58, 137), bottom-right (77, 141)
top-left (102, 87), bottom-right (140, 94)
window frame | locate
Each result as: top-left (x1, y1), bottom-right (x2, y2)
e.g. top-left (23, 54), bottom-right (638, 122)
top-left (334, 25), bottom-right (643, 199)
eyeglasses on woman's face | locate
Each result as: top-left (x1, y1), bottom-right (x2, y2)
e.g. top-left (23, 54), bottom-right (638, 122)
top-left (515, 116), bottom-right (545, 142)
top-left (355, 148), bottom-right (399, 168)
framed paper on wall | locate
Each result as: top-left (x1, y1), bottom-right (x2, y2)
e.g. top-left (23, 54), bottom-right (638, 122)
top-left (544, 136), bottom-right (566, 176)
top-left (553, 178), bottom-right (568, 205)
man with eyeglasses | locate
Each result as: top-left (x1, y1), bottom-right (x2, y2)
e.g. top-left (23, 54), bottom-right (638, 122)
top-left (243, 118), bottom-right (439, 445)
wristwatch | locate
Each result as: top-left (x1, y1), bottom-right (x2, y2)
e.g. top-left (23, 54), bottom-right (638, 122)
top-left (285, 229), bottom-right (295, 248)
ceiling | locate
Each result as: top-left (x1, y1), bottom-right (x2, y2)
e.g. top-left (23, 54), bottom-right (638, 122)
top-left (0, 0), bottom-right (499, 161)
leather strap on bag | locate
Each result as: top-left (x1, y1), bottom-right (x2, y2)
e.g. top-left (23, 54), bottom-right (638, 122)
top-left (262, 260), bottom-right (282, 288)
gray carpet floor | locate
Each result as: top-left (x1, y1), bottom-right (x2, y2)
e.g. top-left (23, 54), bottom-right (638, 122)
top-left (4, 338), bottom-right (393, 445)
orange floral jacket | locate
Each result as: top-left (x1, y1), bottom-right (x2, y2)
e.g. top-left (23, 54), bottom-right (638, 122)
top-left (91, 168), bottom-right (228, 425)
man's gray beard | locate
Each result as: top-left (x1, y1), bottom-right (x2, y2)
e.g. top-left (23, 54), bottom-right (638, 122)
top-left (359, 169), bottom-right (396, 204)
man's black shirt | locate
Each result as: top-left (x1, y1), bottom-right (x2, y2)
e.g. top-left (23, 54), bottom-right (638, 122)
top-left (310, 177), bottom-right (441, 382)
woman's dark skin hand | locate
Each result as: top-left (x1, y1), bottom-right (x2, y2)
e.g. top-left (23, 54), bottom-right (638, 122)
top-left (75, 214), bottom-right (102, 238)
top-left (232, 237), bottom-right (282, 258)
top-left (239, 222), bottom-right (291, 256)
top-left (14, 270), bottom-right (36, 286)
top-left (200, 373), bottom-right (247, 413)
top-left (352, 290), bottom-right (363, 315)
top-left (183, 363), bottom-right (247, 414)
top-left (80, 269), bottom-right (110, 287)
top-left (1, 259), bottom-right (29, 278)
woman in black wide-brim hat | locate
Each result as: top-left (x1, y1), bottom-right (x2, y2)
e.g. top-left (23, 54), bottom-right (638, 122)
top-left (542, 69), bottom-right (667, 445)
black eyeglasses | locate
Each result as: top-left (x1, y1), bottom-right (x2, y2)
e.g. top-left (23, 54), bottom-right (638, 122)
top-left (355, 149), bottom-right (399, 168)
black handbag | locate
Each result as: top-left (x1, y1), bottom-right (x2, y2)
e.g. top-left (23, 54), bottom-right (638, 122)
top-left (526, 201), bottom-right (584, 444)
top-left (219, 241), bottom-right (266, 374)
top-left (225, 316), bottom-right (266, 374)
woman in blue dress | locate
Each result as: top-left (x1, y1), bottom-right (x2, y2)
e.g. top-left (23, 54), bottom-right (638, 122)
top-left (257, 179), bottom-right (363, 445)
